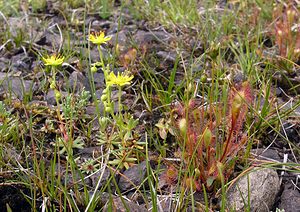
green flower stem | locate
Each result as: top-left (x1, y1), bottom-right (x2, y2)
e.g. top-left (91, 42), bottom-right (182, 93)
top-left (55, 99), bottom-right (62, 121)
top-left (118, 86), bottom-right (122, 117)
top-left (51, 69), bottom-right (56, 86)
top-left (117, 86), bottom-right (127, 148)
top-left (89, 70), bottom-right (100, 116)
top-left (97, 45), bottom-right (105, 71)
top-left (97, 44), bottom-right (110, 117)
top-left (50, 67), bottom-right (62, 122)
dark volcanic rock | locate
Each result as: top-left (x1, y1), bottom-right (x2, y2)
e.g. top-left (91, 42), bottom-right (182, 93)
top-left (110, 30), bottom-right (129, 48)
top-left (0, 184), bottom-right (31, 212)
top-left (251, 148), bottom-right (281, 162)
top-left (68, 71), bottom-right (91, 92)
top-left (156, 51), bottom-right (177, 64)
top-left (11, 53), bottom-right (32, 73)
top-left (278, 184), bottom-right (300, 212)
top-left (0, 57), bottom-right (10, 72)
top-left (118, 160), bottom-right (150, 192)
top-left (134, 30), bottom-right (171, 44)
top-left (274, 121), bottom-right (300, 148)
top-left (103, 195), bottom-right (148, 212)
top-left (89, 168), bottom-right (112, 189)
top-left (0, 77), bottom-right (34, 100)
top-left (45, 90), bottom-right (68, 105)
top-left (93, 72), bottom-right (105, 88)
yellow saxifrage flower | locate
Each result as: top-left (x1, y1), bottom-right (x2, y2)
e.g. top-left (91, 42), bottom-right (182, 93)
top-left (106, 71), bottom-right (134, 87)
top-left (88, 31), bottom-right (111, 45)
top-left (42, 54), bottom-right (64, 66)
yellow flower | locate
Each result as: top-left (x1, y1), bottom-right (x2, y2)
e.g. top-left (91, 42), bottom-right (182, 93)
top-left (106, 71), bottom-right (134, 87)
top-left (42, 54), bottom-right (64, 66)
top-left (88, 31), bottom-right (111, 45)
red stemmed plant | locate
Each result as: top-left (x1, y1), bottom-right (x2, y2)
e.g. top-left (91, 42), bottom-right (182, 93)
top-left (273, 2), bottom-right (300, 61)
top-left (163, 81), bottom-right (253, 191)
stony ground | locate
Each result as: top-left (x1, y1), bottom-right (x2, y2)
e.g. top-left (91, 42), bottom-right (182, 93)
top-left (0, 1), bottom-right (300, 211)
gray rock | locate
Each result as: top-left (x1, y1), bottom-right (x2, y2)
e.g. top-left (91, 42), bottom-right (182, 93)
top-left (56, 165), bottom-right (91, 187)
top-left (87, 191), bottom-right (147, 211)
top-left (134, 30), bottom-right (171, 44)
top-left (77, 146), bottom-right (103, 157)
top-left (277, 96), bottom-right (300, 116)
top-left (152, 195), bottom-right (207, 212)
top-left (226, 168), bottom-right (280, 212)
top-left (118, 161), bottom-right (149, 192)
top-left (7, 17), bottom-right (24, 38)
top-left (45, 90), bottom-right (56, 105)
top-left (278, 184), bottom-right (300, 212)
top-left (93, 72), bottom-right (105, 88)
top-left (91, 20), bottom-right (112, 31)
top-left (273, 121), bottom-right (300, 148)
top-left (155, 196), bottom-right (176, 212)
top-left (85, 105), bottom-right (102, 117)
top-left (36, 29), bottom-right (62, 49)
top-left (89, 168), bottom-right (111, 189)
top-left (156, 51), bottom-right (177, 64)
top-left (68, 71), bottom-right (91, 92)
top-left (0, 58), bottom-right (10, 72)
top-left (103, 195), bottom-right (148, 212)
top-left (0, 77), bottom-right (34, 100)
top-left (45, 90), bottom-right (68, 105)
top-left (0, 184), bottom-right (31, 211)
top-left (110, 30), bottom-right (129, 48)
top-left (83, 47), bottom-right (109, 63)
top-left (2, 143), bottom-right (23, 164)
top-left (251, 148), bottom-right (281, 162)
top-left (11, 53), bottom-right (32, 73)
top-left (0, 72), bottom-right (12, 80)
top-left (273, 72), bottom-right (300, 94)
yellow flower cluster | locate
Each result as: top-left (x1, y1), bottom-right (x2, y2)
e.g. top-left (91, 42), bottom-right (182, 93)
top-left (106, 71), bottom-right (134, 87)
top-left (88, 31), bottom-right (111, 45)
top-left (42, 54), bottom-right (64, 66)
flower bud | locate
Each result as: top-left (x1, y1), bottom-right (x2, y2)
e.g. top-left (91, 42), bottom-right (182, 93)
top-left (91, 66), bottom-right (97, 73)
top-left (101, 94), bottom-right (107, 102)
top-left (216, 161), bottom-right (224, 182)
top-left (102, 88), bottom-right (108, 94)
top-left (232, 91), bottom-right (244, 119)
top-left (200, 74), bottom-right (207, 83)
top-left (105, 106), bottom-right (113, 113)
top-left (194, 168), bottom-right (200, 178)
top-left (287, 10), bottom-right (295, 23)
top-left (187, 82), bottom-right (193, 93)
top-left (217, 161), bottom-right (224, 171)
top-left (54, 90), bottom-right (61, 100)
top-left (203, 128), bottom-right (212, 148)
top-left (178, 118), bottom-right (187, 135)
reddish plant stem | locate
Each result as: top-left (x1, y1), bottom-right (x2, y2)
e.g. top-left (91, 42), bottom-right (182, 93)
top-left (219, 115), bottom-right (237, 163)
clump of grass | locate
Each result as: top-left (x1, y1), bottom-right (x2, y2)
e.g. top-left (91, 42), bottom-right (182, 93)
top-left (29, 0), bottom-right (47, 12)
top-left (0, 0), bottom-right (19, 16)
top-left (132, 0), bottom-right (201, 27)
top-left (0, 101), bottom-right (19, 143)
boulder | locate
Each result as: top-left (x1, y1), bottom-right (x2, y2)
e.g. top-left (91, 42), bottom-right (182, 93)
top-left (226, 168), bottom-right (280, 212)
